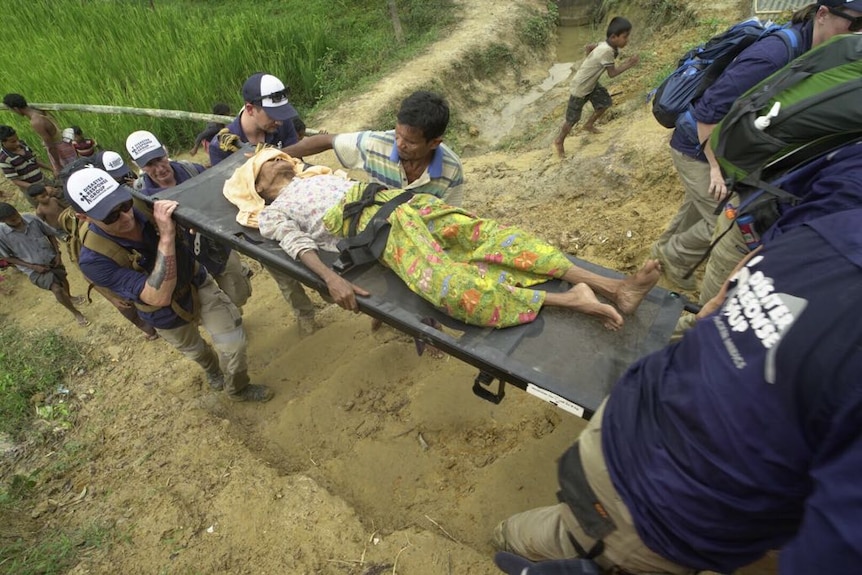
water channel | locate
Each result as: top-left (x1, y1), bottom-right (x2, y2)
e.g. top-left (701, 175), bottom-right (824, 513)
top-left (475, 23), bottom-right (599, 145)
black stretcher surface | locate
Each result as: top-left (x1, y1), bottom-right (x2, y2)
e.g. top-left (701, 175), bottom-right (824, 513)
top-left (141, 149), bottom-right (686, 419)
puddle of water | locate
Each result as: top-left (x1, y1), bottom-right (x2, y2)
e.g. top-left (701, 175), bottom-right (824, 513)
top-left (475, 25), bottom-right (602, 145)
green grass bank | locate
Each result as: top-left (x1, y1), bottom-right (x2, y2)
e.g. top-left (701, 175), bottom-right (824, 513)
top-left (1, 0), bottom-right (455, 153)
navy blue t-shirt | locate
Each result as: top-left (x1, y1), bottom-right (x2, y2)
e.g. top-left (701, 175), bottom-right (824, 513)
top-left (208, 111), bottom-right (299, 166)
top-left (670, 22), bottom-right (812, 159)
top-left (601, 209), bottom-right (862, 573)
top-left (761, 142), bottom-right (862, 242)
top-left (78, 209), bottom-right (207, 329)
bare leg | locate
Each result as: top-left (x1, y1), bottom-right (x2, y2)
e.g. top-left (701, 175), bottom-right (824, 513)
top-left (583, 108), bottom-right (608, 134)
top-left (50, 282), bottom-right (88, 326)
top-left (554, 122), bottom-right (573, 157)
top-left (561, 260), bottom-right (662, 315)
top-left (544, 283), bottom-right (623, 330)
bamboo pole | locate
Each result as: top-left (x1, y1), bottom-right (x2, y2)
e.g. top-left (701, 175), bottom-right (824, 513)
top-left (0, 102), bottom-right (320, 135)
top-left (1, 102), bottom-right (233, 124)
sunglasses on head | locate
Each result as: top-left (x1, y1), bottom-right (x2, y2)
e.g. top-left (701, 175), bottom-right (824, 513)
top-left (828, 6), bottom-right (862, 32)
top-left (101, 199), bottom-right (134, 224)
top-left (255, 88), bottom-right (290, 105)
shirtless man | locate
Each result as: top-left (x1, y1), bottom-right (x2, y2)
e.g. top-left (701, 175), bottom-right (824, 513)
top-left (26, 182), bottom-right (68, 232)
top-left (3, 93), bottom-right (77, 174)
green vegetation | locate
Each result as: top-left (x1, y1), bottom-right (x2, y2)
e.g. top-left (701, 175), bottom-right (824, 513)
top-left (0, 322), bottom-right (84, 440)
top-left (517, 2), bottom-right (560, 49)
top-left (0, 518), bottom-right (116, 575)
top-left (1, 0), bottom-right (456, 152)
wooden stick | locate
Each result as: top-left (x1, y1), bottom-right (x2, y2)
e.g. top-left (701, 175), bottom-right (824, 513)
top-left (1, 103), bottom-right (321, 135)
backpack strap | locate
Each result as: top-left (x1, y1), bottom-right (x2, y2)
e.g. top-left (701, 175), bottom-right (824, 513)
top-left (334, 186), bottom-right (415, 272)
top-left (174, 160), bottom-right (202, 180)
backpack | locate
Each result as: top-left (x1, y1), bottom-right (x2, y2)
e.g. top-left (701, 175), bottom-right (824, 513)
top-left (650, 18), bottom-right (803, 129)
top-left (712, 33), bottom-right (862, 197)
top-left (57, 203), bottom-right (200, 322)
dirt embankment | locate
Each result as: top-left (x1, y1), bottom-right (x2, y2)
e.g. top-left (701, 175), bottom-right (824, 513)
top-left (1, 1), bottom-right (777, 574)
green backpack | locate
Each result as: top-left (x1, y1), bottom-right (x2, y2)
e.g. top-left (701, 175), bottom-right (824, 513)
top-left (711, 33), bottom-right (862, 195)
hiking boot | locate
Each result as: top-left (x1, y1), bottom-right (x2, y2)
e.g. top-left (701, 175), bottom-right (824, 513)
top-left (296, 314), bottom-right (318, 338)
top-left (207, 371), bottom-right (225, 392)
top-left (228, 384), bottom-right (274, 403)
top-left (649, 244), bottom-right (697, 292)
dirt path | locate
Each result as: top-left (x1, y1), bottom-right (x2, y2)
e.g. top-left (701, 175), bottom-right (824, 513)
top-left (1, 1), bottom-right (777, 574)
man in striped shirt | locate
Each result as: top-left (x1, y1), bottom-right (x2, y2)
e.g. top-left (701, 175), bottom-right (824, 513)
top-left (0, 125), bottom-right (51, 206)
top-left (282, 91), bottom-right (465, 206)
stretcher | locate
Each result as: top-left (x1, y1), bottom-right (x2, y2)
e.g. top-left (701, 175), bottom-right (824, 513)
top-left (138, 149), bottom-right (686, 419)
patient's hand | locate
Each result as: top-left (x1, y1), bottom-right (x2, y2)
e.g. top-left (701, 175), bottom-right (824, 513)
top-left (326, 275), bottom-right (370, 312)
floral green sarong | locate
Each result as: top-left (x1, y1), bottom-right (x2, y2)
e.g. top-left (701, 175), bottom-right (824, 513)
top-left (324, 189), bottom-right (572, 328)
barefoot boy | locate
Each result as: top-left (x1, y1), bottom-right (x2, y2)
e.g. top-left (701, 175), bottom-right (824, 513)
top-left (554, 17), bottom-right (639, 157)
top-left (26, 181), bottom-right (68, 232)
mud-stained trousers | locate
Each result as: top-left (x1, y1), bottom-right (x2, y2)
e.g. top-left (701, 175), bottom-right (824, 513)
top-left (155, 275), bottom-right (249, 395)
top-left (213, 250), bottom-right (252, 309)
top-left (263, 264), bottom-right (315, 318)
top-left (654, 149), bottom-right (717, 276)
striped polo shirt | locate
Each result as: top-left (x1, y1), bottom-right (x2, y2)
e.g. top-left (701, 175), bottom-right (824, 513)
top-left (333, 130), bottom-right (464, 205)
top-left (0, 140), bottom-right (44, 186)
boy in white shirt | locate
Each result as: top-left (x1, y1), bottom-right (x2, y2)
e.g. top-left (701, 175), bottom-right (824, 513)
top-left (554, 17), bottom-right (639, 157)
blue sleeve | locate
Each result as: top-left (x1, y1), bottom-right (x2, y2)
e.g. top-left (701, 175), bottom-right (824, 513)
top-left (693, 35), bottom-right (791, 124)
top-left (79, 249), bottom-right (148, 302)
top-left (280, 120), bottom-right (299, 147)
top-left (780, 356), bottom-right (862, 575)
top-left (208, 135), bottom-right (230, 166)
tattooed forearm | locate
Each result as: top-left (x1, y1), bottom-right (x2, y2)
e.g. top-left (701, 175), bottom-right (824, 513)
top-left (147, 252), bottom-right (178, 290)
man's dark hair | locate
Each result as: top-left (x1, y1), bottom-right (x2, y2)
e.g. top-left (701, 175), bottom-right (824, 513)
top-left (26, 182), bottom-right (47, 197)
top-left (71, 125), bottom-right (83, 136)
top-left (3, 93), bottom-right (27, 109)
top-left (292, 116), bottom-right (306, 134)
top-left (0, 202), bottom-right (18, 220)
top-left (607, 17), bottom-right (632, 38)
top-left (0, 125), bottom-right (17, 141)
top-left (396, 91), bottom-right (450, 141)
top-left (212, 102), bottom-right (230, 116)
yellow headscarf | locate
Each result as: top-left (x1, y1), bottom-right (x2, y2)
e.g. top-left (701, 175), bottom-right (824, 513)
top-left (222, 147), bottom-right (335, 228)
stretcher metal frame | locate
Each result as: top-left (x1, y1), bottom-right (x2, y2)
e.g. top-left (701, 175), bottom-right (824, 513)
top-left (139, 148), bottom-right (686, 420)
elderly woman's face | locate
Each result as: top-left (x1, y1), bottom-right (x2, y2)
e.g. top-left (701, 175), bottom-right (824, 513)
top-left (255, 156), bottom-right (296, 202)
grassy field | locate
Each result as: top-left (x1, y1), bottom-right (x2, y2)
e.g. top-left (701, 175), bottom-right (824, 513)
top-left (0, 0), bottom-right (456, 154)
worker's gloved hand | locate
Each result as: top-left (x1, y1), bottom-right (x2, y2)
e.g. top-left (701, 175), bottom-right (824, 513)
top-left (493, 552), bottom-right (600, 575)
top-left (216, 128), bottom-right (241, 154)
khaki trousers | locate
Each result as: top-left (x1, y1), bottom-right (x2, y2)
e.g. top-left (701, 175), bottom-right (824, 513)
top-left (263, 264), bottom-right (315, 318)
top-left (655, 149), bottom-right (717, 273)
top-left (500, 400), bottom-right (694, 575)
top-left (674, 201), bottom-right (749, 335)
top-left (155, 275), bottom-right (249, 395)
top-left (213, 250), bottom-right (252, 309)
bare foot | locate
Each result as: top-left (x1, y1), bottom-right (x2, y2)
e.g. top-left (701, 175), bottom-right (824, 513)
top-left (613, 259), bottom-right (662, 315)
top-left (553, 140), bottom-right (565, 158)
top-left (550, 283), bottom-right (623, 330)
top-left (583, 125), bottom-right (602, 134)
top-left (72, 295), bottom-right (88, 306)
top-left (76, 315), bottom-right (90, 327)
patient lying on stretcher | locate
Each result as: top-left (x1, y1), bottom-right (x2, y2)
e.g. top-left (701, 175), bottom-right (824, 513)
top-left (224, 149), bottom-right (661, 329)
